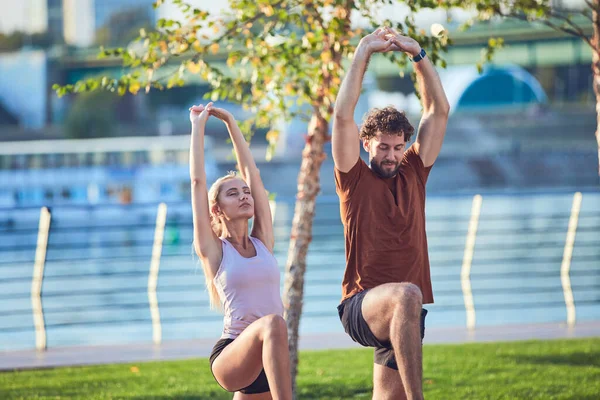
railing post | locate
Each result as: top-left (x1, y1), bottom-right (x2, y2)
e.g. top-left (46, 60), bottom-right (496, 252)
top-left (31, 206), bottom-right (51, 351)
top-left (269, 199), bottom-right (277, 223)
top-left (561, 192), bottom-right (582, 327)
top-left (148, 202), bottom-right (167, 345)
top-left (461, 195), bottom-right (482, 331)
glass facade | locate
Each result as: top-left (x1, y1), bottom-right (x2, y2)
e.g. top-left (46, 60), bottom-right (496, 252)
top-left (94, 0), bottom-right (155, 29)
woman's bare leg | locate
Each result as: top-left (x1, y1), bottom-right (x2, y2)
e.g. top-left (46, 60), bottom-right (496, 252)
top-left (212, 314), bottom-right (291, 400)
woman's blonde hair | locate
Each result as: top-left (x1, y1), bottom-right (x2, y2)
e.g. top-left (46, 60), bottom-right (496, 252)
top-left (203, 171), bottom-right (239, 310)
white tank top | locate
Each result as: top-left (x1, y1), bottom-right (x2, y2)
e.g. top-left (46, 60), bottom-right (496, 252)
top-left (213, 236), bottom-right (284, 339)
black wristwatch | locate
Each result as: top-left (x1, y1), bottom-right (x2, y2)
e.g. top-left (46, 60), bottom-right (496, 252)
top-left (411, 48), bottom-right (426, 63)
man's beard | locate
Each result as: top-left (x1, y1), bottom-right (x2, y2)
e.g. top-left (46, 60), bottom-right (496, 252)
top-left (370, 159), bottom-right (400, 178)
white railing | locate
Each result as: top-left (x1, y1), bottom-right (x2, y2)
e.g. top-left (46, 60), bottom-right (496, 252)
top-left (148, 203), bottom-right (168, 345)
top-left (31, 207), bottom-right (51, 351)
top-left (561, 192), bottom-right (583, 327)
top-left (461, 195), bottom-right (482, 330)
top-left (1, 192), bottom-right (594, 351)
top-left (459, 192), bottom-right (584, 331)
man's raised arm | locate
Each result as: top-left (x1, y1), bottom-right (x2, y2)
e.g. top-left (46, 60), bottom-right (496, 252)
top-left (385, 28), bottom-right (450, 167)
top-left (332, 28), bottom-right (395, 172)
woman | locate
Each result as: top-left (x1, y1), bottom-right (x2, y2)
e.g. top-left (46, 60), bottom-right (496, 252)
top-left (189, 102), bottom-right (292, 400)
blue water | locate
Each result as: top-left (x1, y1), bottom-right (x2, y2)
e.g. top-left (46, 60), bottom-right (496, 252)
top-left (0, 191), bottom-right (599, 351)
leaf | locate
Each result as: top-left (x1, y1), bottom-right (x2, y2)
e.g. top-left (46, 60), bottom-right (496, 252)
top-left (187, 61), bottom-right (202, 74)
top-left (321, 51), bottom-right (332, 63)
top-left (129, 82), bottom-right (141, 95)
top-left (227, 55), bottom-right (238, 67)
top-left (86, 79), bottom-right (99, 91)
top-left (261, 5), bottom-right (274, 17)
top-left (266, 129), bottom-right (279, 144)
top-left (159, 41), bottom-right (168, 53)
top-left (178, 42), bottom-right (189, 53)
top-left (284, 83), bottom-right (294, 95)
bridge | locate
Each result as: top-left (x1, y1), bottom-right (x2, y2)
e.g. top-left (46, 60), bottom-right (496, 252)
top-left (55, 18), bottom-right (594, 85)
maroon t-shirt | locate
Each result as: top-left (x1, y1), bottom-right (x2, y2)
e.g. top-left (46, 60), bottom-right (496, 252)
top-left (334, 146), bottom-right (434, 304)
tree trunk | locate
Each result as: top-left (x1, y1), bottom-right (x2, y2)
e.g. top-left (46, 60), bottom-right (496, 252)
top-left (282, 111), bottom-right (328, 398)
top-left (593, 1), bottom-right (600, 177)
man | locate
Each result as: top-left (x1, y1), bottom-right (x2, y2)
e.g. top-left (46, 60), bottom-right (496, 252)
top-left (332, 27), bottom-right (450, 400)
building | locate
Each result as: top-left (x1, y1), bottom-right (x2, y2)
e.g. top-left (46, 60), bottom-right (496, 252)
top-left (63, 0), bottom-right (94, 47)
top-left (46, 0), bottom-right (64, 43)
top-left (93, 0), bottom-right (153, 29)
top-left (63, 0), bottom-right (155, 47)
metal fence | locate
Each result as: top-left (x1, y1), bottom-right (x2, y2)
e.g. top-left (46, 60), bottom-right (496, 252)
top-left (0, 191), bottom-right (598, 352)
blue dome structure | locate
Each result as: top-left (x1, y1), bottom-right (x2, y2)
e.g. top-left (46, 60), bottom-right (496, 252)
top-left (438, 64), bottom-right (548, 113)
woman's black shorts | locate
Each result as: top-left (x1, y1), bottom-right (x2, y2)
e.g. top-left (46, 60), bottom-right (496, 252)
top-left (209, 338), bottom-right (270, 394)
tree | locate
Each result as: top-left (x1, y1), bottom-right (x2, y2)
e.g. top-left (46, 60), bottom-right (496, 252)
top-left (0, 31), bottom-right (54, 52)
top-left (64, 91), bottom-right (117, 139)
top-left (53, 0), bottom-right (476, 395)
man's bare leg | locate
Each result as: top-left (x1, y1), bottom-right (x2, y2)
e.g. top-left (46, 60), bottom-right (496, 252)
top-left (362, 282), bottom-right (423, 400)
top-left (372, 363), bottom-right (406, 400)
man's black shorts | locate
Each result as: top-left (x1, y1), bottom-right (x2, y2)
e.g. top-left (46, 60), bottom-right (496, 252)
top-left (337, 288), bottom-right (427, 370)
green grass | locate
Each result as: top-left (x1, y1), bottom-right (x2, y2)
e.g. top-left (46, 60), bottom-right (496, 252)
top-left (1, 338), bottom-right (599, 399)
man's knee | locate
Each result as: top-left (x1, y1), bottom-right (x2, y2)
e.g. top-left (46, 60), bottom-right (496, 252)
top-left (390, 283), bottom-right (422, 312)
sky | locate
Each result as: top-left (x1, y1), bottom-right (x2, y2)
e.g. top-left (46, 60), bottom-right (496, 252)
top-left (156, 0), bottom-right (226, 21)
top-left (0, 0), bottom-right (453, 35)
top-left (0, 0), bottom-right (226, 34)
top-left (0, 0), bottom-right (588, 35)
top-left (0, 0), bottom-right (46, 34)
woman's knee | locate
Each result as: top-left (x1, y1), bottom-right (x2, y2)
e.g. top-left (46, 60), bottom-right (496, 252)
top-left (260, 314), bottom-right (287, 341)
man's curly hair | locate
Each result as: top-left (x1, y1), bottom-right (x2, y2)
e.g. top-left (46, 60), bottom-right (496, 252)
top-left (359, 106), bottom-right (415, 142)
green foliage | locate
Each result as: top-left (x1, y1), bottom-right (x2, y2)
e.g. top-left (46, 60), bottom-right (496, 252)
top-left (54, 0), bottom-right (452, 157)
top-left (55, 0), bottom-right (595, 152)
top-left (478, 36), bottom-right (504, 73)
top-left (64, 91), bottom-right (117, 139)
top-left (445, 0), bottom-right (594, 50)
top-left (451, 1), bottom-right (593, 74)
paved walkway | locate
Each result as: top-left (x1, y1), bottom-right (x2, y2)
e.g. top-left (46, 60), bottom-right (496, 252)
top-left (1, 321), bottom-right (599, 371)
